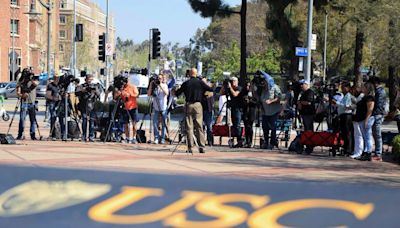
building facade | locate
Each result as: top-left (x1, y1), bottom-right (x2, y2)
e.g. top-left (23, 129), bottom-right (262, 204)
top-left (0, 0), bottom-right (115, 82)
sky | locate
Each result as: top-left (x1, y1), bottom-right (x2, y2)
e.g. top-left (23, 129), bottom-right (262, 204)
top-left (92, 0), bottom-right (242, 45)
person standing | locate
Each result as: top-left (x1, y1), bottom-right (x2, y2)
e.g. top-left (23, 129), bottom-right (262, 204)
top-left (242, 81), bottom-right (257, 148)
top-left (175, 68), bottom-right (212, 153)
top-left (117, 77), bottom-right (139, 144)
top-left (369, 77), bottom-right (386, 161)
top-left (334, 82), bottom-right (355, 155)
top-left (76, 74), bottom-right (100, 142)
top-left (297, 79), bottom-right (315, 154)
top-left (16, 68), bottom-right (39, 140)
top-left (351, 82), bottom-right (375, 161)
top-left (220, 76), bottom-right (244, 147)
top-left (259, 78), bottom-right (282, 149)
top-left (201, 77), bottom-right (214, 146)
top-left (148, 73), bottom-right (169, 144)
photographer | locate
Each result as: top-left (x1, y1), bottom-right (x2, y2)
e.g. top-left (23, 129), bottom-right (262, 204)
top-left (148, 73), bottom-right (169, 144)
top-left (201, 77), bottom-right (214, 146)
top-left (76, 74), bottom-right (100, 142)
top-left (16, 68), bottom-right (39, 140)
top-left (115, 77), bottom-right (139, 144)
top-left (220, 76), bottom-right (243, 148)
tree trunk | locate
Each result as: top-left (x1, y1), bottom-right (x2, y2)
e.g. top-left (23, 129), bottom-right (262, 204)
top-left (239, 0), bottom-right (247, 86)
top-left (353, 26), bottom-right (364, 88)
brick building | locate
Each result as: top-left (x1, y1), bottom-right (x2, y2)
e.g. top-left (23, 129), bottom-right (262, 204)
top-left (0, 0), bottom-right (115, 82)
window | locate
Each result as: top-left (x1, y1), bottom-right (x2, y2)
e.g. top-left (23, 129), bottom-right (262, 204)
top-left (11, 0), bottom-right (18, 6)
top-left (60, 15), bottom-right (66, 24)
top-left (10, 19), bottom-right (19, 35)
top-left (59, 30), bottom-right (66, 39)
top-left (59, 44), bottom-right (64, 52)
top-left (60, 0), bottom-right (66, 9)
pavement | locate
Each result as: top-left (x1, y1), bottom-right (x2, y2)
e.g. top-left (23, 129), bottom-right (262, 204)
top-left (1, 98), bottom-right (400, 227)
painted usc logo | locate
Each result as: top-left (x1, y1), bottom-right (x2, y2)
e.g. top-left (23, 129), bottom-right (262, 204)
top-left (0, 180), bottom-right (374, 227)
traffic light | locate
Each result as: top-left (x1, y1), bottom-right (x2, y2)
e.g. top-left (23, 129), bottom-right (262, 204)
top-left (98, 33), bottom-right (106, 62)
top-left (152, 29), bottom-right (161, 59)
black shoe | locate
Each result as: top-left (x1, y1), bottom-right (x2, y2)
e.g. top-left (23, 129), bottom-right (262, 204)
top-left (186, 149), bottom-right (193, 154)
top-left (233, 142), bottom-right (243, 148)
top-left (31, 137), bottom-right (37, 141)
top-left (16, 136), bottom-right (23, 140)
top-left (199, 148), bottom-right (205, 154)
top-left (360, 152), bottom-right (371, 161)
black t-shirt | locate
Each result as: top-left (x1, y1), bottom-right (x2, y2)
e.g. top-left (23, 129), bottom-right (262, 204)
top-left (298, 89), bottom-right (315, 115)
top-left (353, 95), bottom-right (375, 122)
top-left (229, 86), bottom-right (243, 109)
top-left (176, 77), bottom-right (212, 103)
top-left (46, 82), bottom-right (59, 101)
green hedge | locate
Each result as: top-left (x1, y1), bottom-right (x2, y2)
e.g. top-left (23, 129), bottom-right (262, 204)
top-left (393, 135), bottom-right (400, 163)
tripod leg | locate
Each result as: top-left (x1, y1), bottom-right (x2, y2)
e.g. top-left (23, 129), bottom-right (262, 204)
top-left (7, 98), bottom-right (21, 135)
top-left (104, 99), bottom-right (120, 143)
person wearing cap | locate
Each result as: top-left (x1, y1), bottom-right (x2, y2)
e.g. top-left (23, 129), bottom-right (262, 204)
top-left (297, 79), bottom-right (315, 154)
top-left (220, 76), bottom-right (244, 147)
top-left (175, 68), bottom-right (212, 153)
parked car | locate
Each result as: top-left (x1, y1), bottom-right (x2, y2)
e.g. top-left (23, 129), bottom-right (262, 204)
top-left (36, 80), bottom-right (48, 98)
top-left (0, 82), bottom-right (17, 99)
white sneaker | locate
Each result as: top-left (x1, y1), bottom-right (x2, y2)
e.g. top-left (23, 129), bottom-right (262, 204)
top-left (153, 139), bottom-right (159, 144)
top-left (350, 153), bottom-right (361, 159)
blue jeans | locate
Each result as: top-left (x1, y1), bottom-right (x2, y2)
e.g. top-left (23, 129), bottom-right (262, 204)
top-left (18, 103), bottom-right (36, 138)
top-left (262, 113), bottom-right (279, 146)
top-left (360, 117), bottom-right (374, 153)
top-left (372, 115), bottom-right (383, 155)
top-left (203, 111), bottom-right (214, 145)
top-left (49, 102), bottom-right (66, 138)
top-left (153, 110), bottom-right (167, 141)
top-left (82, 111), bottom-right (95, 140)
top-left (231, 107), bottom-right (242, 142)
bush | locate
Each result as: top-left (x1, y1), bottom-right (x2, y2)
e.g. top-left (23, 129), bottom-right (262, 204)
top-left (393, 135), bottom-right (400, 163)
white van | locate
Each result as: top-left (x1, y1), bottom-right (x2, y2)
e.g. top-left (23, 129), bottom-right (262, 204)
top-left (128, 73), bottom-right (149, 103)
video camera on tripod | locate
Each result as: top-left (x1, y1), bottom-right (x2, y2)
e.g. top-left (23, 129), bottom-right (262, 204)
top-left (18, 68), bottom-right (39, 93)
top-left (113, 75), bottom-right (128, 91)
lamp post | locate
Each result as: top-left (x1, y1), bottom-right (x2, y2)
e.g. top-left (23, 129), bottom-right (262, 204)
top-left (305, 0), bottom-right (314, 83)
top-left (11, 6), bottom-right (16, 81)
top-left (73, 0), bottom-right (77, 76)
top-left (26, 0), bottom-right (52, 77)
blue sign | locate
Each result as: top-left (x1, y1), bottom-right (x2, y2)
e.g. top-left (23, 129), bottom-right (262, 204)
top-left (296, 47), bottom-right (308, 57)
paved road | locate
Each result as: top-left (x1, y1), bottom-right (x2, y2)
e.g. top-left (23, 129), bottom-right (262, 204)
top-left (0, 165), bottom-right (399, 227)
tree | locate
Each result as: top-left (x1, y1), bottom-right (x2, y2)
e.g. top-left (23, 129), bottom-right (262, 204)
top-left (188, 0), bottom-right (247, 86)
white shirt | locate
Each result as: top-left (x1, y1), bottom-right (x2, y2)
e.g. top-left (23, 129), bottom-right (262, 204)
top-left (153, 83), bottom-right (168, 111)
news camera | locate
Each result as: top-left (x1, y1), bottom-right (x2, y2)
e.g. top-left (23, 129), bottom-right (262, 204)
top-left (113, 75), bottom-right (128, 90)
top-left (58, 74), bottom-right (78, 93)
top-left (18, 68), bottom-right (39, 93)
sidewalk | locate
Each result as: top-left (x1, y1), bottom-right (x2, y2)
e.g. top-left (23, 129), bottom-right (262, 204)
top-left (1, 138), bottom-right (399, 187)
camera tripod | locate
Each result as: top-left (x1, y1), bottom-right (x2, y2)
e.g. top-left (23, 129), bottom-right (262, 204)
top-left (170, 112), bottom-right (196, 155)
top-left (48, 94), bottom-right (78, 141)
top-left (7, 94), bottom-right (44, 141)
top-left (103, 97), bottom-right (125, 143)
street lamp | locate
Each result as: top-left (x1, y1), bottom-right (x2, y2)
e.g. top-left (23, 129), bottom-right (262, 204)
top-left (26, 0), bottom-right (52, 78)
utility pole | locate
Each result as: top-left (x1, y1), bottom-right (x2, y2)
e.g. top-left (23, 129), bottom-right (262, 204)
top-left (239, 0), bottom-right (247, 87)
top-left (11, 7), bottom-right (16, 81)
top-left (73, 0), bottom-right (77, 76)
top-left (305, 0), bottom-right (314, 83)
top-left (105, 0), bottom-right (109, 88)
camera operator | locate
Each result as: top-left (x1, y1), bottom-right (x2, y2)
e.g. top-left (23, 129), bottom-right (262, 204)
top-left (220, 76), bottom-right (244, 148)
top-left (242, 81), bottom-right (257, 148)
top-left (175, 68), bottom-right (212, 153)
top-left (46, 76), bottom-right (64, 140)
top-left (115, 76), bottom-right (139, 144)
top-left (148, 73), bottom-right (169, 144)
top-left (75, 74), bottom-right (100, 142)
top-left (16, 68), bottom-right (39, 140)
top-left (297, 79), bottom-right (315, 154)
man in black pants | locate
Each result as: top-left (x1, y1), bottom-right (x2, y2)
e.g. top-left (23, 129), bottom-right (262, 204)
top-left (297, 79), bottom-right (315, 154)
top-left (175, 68), bottom-right (212, 153)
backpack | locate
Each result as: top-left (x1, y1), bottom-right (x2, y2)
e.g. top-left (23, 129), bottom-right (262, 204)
top-left (289, 134), bottom-right (303, 154)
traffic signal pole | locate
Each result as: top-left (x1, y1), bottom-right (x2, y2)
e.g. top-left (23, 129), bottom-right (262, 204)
top-left (105, 0), bottom-right (109, 88)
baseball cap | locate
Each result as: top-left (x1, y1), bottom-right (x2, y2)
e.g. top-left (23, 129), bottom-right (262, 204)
top-left (299, 79), bottom-right (310, 84)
